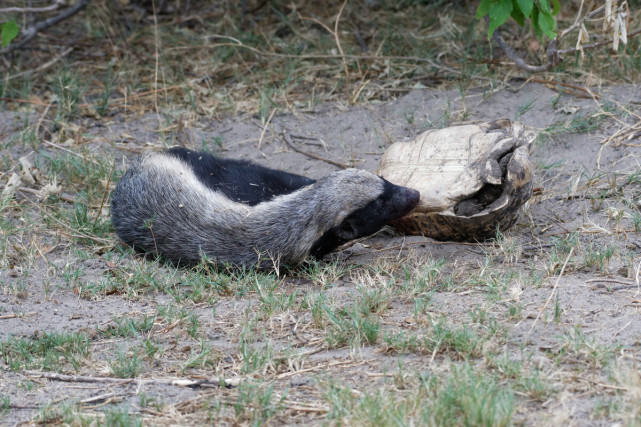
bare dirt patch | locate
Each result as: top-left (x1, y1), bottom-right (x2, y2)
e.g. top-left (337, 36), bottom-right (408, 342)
top-left (1, 81), bottom-right (641, 425)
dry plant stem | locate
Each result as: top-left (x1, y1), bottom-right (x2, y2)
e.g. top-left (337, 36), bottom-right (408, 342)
top-left (152, 0), bottom-right (161, 122)
top-left (18, 186), bottom-right (76, 204)
top-left (0, 0), bottom-right (66, 14)
top-left (586, 278), bottom-right (634, 285)
top-left (0, 311), bottom-right (38, 319)
top-left (6, 47), bottom-right (73, 81)
top-left (43, 140), bottom-right (101, 166)
top-left (557, 28), bottom-right (641, 55)
top-left (281, 130), bottom-right (350, 169)
top-left (0, 0), bottom-right (91, 55)
top-left (257, 109), bottom-right (276, 149)
top-left (526, 77), bottom-right (601, 99)
top-left (492, 30), bottom-right (557, 72)
top-left (334, 0), bottom-right (350, 102)
top-left (527, 247), bottom-right (574, 337)
top-left (174, 39), bottom-right (492, 81)
top-left (24, 371), bottom-right (240, 388)
top-left (92, 161), bottom-right (115, 226)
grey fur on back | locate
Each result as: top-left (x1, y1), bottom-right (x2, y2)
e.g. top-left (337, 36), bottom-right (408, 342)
top-left (111, 152), bottom-right (384, 267)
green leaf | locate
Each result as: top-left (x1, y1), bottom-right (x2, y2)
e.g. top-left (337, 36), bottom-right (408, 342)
top-left (487, 0), bottom-right (513, 39)
top-left (551, 0), bottom-right (561, 15)
top-left (538, 0), bottom-right (551, 14)
top-left (537, 9), bottom-right (557, 39)
top-left (476, 0), bottom-right (493, 18)
top-left (1, 20), bottom-right (19, 48)
top-left (511, 5), bottom-right (525, 26)
top-left (515, 0), bottom-right (533, 17)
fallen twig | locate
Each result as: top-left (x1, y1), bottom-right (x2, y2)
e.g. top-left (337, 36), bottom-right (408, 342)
top-left (24, 370), bottom-right (241, 388)
top-left (527, 247), bottom-right (574, 336)
top-left (0, 0), bottom-right (92, 55)
top-left (0, 311), bottom-right (38, 320)
top-left (282, 130), bottom-right (350, 169)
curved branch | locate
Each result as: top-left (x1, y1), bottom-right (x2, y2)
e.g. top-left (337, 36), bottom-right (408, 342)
top-left (0, 0), bottom-right (66, 14)
top-left (0, 0), bottom-right (92, 55)
top-left (491, 28), bottom-right (555, 72)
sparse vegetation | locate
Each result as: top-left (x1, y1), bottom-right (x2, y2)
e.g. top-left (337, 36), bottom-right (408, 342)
top-left (1, 0), bottom-right (641, 425)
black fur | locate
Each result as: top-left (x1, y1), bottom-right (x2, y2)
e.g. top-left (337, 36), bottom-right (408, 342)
top-left (164, 148), bottom-right (420, 259)
top-left (166, 147), bottom-right (314, 205)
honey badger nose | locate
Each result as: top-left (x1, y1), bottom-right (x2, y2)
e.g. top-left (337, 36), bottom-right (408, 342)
top-left (398, 186), bottom-right (420, 216)
top-left (384, 180), bottom-right (420, 219)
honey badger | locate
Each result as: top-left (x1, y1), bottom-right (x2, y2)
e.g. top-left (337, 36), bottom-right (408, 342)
top-left (111, 148), bottom-right (420, 267)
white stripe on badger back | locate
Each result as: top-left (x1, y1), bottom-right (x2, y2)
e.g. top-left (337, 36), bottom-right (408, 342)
top-left (142, 153), bottom-right (250, 219)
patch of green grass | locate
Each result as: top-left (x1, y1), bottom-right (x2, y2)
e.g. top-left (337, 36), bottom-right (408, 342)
top-left (582, 242), bottom-right (616, 273)
top-left (238, 320), bottom-right (276, 375)
top-left (382, 318), bottom-right (487, 359)
top-left (109, 346), bottom-right (143, 378)
top-left (182, 340), bottom-right (220, 373)
top-left (514, 97), bottom-right (537, 121)
top-left (100, 315), bottom-right (155, 339)
top-left (547, 233), bottom-right (579, 275)
top-left (0, 394), bottom-right (9, 417)
top-left (233, 381), bottom-right (285, 426)
top-left (103, 405), bottom-right (143, 427)
top-left (555, 326), bottom-right (621, 369)
top-left (324, 304), bottom-right (380, 349)
top-left (51, 67), bottom-right (86, 122)
top-left (323, 364), bottom-right (513, 426)
top-left (426, 364), bottom-right (514, 426)
top-left (0, 331), bottom-right (90, 372)
top-left (400, 257), bottom-right (446, 295)
top-left (516, 369), bottom-right (552, 401)
top-left (468, 262), bottom-right (519, 301)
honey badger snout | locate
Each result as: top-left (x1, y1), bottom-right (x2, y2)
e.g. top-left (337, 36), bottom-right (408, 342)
top-left (385, 181), bottom-right (420, 220)
top-left (328, 179), bottom-right (419, 242)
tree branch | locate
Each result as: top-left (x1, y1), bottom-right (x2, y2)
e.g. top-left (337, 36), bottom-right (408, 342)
top-left (0, 0), bottom-right (66, 14)
top-left (490, 4), bottom-right (637, 73)
top-left (0, 0), bottom-right (92, 55)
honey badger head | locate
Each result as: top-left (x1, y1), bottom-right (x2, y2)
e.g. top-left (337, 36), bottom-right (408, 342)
top-left (309, 178), bottom-right (420, 259)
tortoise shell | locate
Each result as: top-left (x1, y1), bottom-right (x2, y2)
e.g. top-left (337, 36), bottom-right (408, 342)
top-left (379, 119), bottom-right (536, 241)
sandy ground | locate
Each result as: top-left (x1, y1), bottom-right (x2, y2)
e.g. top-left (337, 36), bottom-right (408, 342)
top-left (1, 81), bottom-right (641, 425)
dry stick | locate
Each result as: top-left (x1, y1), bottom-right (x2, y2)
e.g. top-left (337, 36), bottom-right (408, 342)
top-left (42, 140), bottom-right (101, 166)
top-left (168, 40), bottom-right (493, 81)
top-left (333, 0), bottom-right (350, 102)
top-left (586, 278), bottom-right (635, 286)
top-left (556, 28), bottom-right (641, 55)
top-left (24, 371), bottom-right (241, 388)
top-left (6, 47), bottom-right (73, 81)
top-left (0, 311), bottom-right (38, 320)
top-left (151, 0), bottom-right (161, 127)
top-left (527, 247), bottom-right (574, 337)
top-left (17, 186), bottom-right (76, 204)
top-left (0, 0), bottom-right (91, 55)
top-left (29, 201), bottom-right (112, 245)
top-left (93, 161), bottom-right (115, 226)
top-left (0, 0), bottom-right (66, 13)
top-left (526, 77), bottom-right (601, 99)
top-left (282, 130), bottom-right (350, 169)
top-left (257, 109), bottom-right (276, 149)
